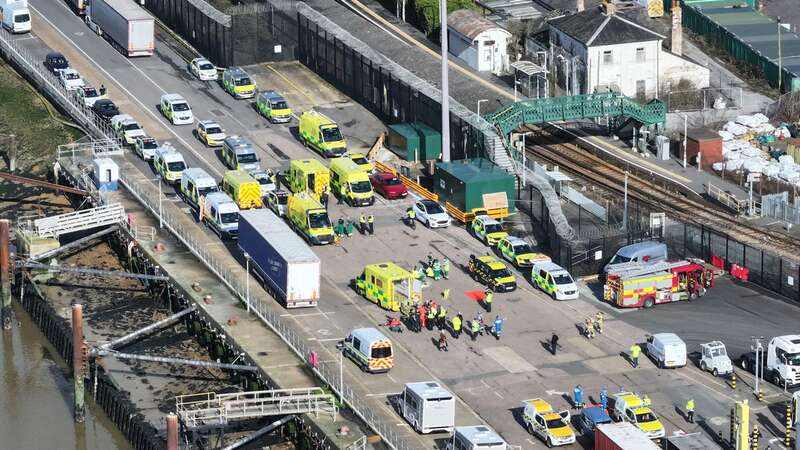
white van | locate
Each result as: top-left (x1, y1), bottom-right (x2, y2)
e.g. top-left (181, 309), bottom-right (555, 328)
top-left (340, 328), bottom-right (393, 373)
top-left (1, 1), bottom-right (31, 34)
top-left (180, 167), bottom-right (218, 210)
top-left (604, 241), bottom-right (667, 273)
top-left (447, 426), bottom-right (507, 450)
top-left (201, 192), bottom-right (239, 240)
top-left (401, 382), bottom-right (455, 434)
top-left (646, 333), bottom-right (687, 368)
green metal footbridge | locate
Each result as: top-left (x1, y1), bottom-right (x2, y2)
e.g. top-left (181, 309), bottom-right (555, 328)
top-left (484, 92), bottom-right (667, 140)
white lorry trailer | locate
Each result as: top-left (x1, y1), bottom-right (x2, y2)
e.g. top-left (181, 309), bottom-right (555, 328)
top-left (85, 0), bottom-right (154, 57)
top-left (238, 209), bottom-right (321, 308)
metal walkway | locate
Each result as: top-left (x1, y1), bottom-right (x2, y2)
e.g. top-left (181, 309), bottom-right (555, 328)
top-left (33, 203), bottom-right (126, 238)
top-left (176, 387), bottom-right (338, 430)
top-left (485, 92), bottom-right (667, 140)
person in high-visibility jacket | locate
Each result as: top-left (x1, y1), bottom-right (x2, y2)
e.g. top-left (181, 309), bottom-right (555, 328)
top-left (405, 207), bottom-right (416, 228)
top-left (442, 288), bottom-right (450, 302)
top-left (452, 314), bottom-right (462, 338)
top-left (483, 288), bottom-right (493, 313)
top-left (442, 258), bottom-right (451, 279)
top-left (437, 306), bottom-right (447, 330)
top-left (367, 214), bottom-right (375, 235)
top-left (359, 213), bottom-right (367, 234)
top-left (685, 399), bottom-right (695, 423)
top-left (425, 265), bottom-right (435, 279)
top-left (630, 343), bottom-right (642, 368)
top-left (427, 304), bottom-right (437, 330)
top-left (470, 319), bottom-right (480, 341)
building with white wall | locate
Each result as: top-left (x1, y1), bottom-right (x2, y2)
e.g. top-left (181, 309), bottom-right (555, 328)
top-left (544, 5), bottom-right (709, 99)
top-left (447, 9), bottom-right (512, 76)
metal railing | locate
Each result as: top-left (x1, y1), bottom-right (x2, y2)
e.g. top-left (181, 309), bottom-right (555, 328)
top-left (0, 24), bottom-right (414, 450)
top-left (176, 387), bottom-right (337, 429)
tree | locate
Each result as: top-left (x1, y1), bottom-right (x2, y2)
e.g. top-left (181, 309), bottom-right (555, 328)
top-left (412, 0), bottom-right (475, 37)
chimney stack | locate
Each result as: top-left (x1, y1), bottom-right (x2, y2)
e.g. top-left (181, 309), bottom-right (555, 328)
top-left (602, 0), bottom-right (616, 15)
top-left (671, 0), bottom-right (683, 56)
top-left (577, 0), bottom-right (585, 12)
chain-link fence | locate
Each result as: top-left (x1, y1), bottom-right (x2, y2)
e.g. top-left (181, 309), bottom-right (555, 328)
top-left (0, 24), bottom-right (412, 450)
top-left (522, 179), bottom-right (800, 302)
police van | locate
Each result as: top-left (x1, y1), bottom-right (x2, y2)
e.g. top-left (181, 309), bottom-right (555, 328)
top-left (339, 328), bottom-right (393, 373)
top-left (221, 135), bottom-right (260, 172)
top-left (447, 426), bottom-right (507, 450)
top-left (401, 382), bottom-right (455, 434)
top-left (531, 261), bottom-right (578, 300)
top-left (180, 168), bottom-right (218, 211)
top-left (201, 192), bottom-right (240, 240)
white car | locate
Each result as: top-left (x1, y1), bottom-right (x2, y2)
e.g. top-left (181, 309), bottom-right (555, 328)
top-left (59, 68), bottom-right (85, 91)
top-left (134, 136), bottom-right (159, 161)
top-left (74, 85), bottom-right (105, 108)
top-left (249, 169), bottom-right (277, 196)
top-left (413, 199), bottom-right (451, 228)
top-left (189, 57), bottom-right (218, 81)
top-left (111, 114), bottom-right (146, 145)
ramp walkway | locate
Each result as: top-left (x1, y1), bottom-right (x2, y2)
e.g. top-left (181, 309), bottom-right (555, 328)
top-left (176, 388), bottom-right (338, 430)
top-left (33, 203), bottom-right (126, 238)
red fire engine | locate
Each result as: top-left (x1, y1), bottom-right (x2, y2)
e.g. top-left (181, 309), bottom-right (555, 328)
top-left (604, 260), bottom-right (714, 308)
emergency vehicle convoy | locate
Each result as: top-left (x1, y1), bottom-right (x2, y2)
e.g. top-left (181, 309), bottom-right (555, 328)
top-left (604, 259), bottom-right (714, 308)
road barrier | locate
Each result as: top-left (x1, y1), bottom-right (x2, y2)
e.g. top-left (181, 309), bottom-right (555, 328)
top-left (0, 24), bottom-right (413, 450)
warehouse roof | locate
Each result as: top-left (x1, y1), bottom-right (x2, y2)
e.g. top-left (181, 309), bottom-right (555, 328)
top-left (548, 6), bottom-right (664, 46)
top-left (687, 3), bottom-right (800, 78)
top-left (447, 9), bottom-right (510, 40)
top-left (436, 158), bottom-right (514, 182)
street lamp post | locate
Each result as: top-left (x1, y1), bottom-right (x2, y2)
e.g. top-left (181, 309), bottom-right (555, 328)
top-left (477, 99), bottom-right (488, 117)
top-left (680, 112), bottom-right (688, 169)
top-left (243, 252), bottom-right (251, 313)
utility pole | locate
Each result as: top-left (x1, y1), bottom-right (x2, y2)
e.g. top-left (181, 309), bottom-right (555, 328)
top-left (440, 0), bottom-right (450, 162)
top-left (8, 134), bottom-right (15, 173)
top-left (751, 336), bottom-right (764, 397)
top-left (622, 171), bottom-right (629, 231)
top-left (72, 303), bottom-right (86, 422)
top-left (1, 220), bottom-right (11, 331)
top-left (778, 17), bottom-right (783, 92)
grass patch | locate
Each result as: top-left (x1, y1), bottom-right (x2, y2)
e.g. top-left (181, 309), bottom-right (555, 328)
top-left (0, 60), bottom-right (84, 176)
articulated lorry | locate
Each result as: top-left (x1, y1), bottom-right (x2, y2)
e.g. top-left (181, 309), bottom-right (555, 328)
top-left (85, 0), bottom-right (154, 57)
top-left (238, 209), bottom-right (321, 308)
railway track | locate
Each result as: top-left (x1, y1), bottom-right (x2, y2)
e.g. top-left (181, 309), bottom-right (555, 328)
top-left (521, 124), bottom-right (800, 261)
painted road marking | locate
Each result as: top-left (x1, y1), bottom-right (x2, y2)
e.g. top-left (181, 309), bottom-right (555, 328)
top-left (30, 3), bottom-right (223, 177)
top-left (483, 346), bottom-right (537, 373)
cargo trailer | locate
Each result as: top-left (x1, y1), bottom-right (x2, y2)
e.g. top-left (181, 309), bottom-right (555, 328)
top-left (238, 209), bottom-right (321, 308)
top-left (86, 0), bottom-right (154, 57)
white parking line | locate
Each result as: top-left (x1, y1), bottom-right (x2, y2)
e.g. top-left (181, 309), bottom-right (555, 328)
top-left (29, 3), bottom-right (223, 177)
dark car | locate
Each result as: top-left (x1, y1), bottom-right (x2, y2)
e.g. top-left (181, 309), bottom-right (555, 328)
top-left (575, 405), bottom-right (613, 438)
top-left (43, 52), bottom-right (69, 75)
top-left (369, 171), bottom-right (408, 199)
top-left (92, 99), bottom-right (120, 122)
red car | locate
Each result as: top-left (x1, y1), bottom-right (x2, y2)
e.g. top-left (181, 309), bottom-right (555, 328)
top-left (369, 171), bottom-right (408, 199)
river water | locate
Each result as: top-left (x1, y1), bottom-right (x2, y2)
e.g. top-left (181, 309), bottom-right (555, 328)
top-left (0, 302), bottom-right (131, 450)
